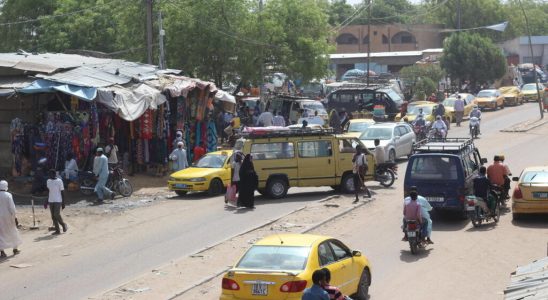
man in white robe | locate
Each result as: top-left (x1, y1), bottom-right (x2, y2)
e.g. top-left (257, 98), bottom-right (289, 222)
top-left (0, 180), bottom-right (21, 257)
top-left (170, 142), bottom-right (189, 171)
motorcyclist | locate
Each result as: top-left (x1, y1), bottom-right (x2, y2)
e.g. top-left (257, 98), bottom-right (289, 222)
top-left (469, 105), bottom-right (482, 134)
top-left (473, 166), bottom-right (493, 214)
top-left (499, 155), bottom-right (512, 199)
top-left (431, 115), bottom-right (447, 138)
top-left (403, 186), bottom-right (433, 244)
top-left (412, 113), bottom-right (426, 127)
top-left (403, 190), bottom-right (423, 241)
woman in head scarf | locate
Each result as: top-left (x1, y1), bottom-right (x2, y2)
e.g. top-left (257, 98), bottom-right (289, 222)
top-left (329, 109), bottom-right (342, 133)
top-left (0, 180), bottom-right (22, 258)
top-left (238, 154), bottom-right (258, 208)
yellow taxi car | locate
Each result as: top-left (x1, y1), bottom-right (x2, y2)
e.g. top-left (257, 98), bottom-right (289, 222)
top-left (343, 118), bottom-right (375, 137)
top-left (220, 234), bottom-right (371, 300)
top-left (512, 166), bottom-right (548, 220)
top-left (499, 86), bottom-right (523, 106)
top-left (475, 89), bottom-right (504, 110)
top-left (167, 150), bottom-right (232, 196)
top-left (442, 93), bottom-right (476, 122)
top-left (395, 101), bottom-right (450, 123)
top-left (521, 83), bottom-right (545, 102)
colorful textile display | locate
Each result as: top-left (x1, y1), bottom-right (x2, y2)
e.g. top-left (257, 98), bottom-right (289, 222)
top-left (140, 109), bottom-right (153, 140)
top-left (206, 120), bottom-right (217, 152)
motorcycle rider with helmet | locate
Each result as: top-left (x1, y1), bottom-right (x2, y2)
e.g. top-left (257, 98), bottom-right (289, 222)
top-left (469, 105), bottom-right (482, 134)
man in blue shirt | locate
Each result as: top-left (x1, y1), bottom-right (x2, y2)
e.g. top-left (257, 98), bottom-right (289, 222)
top-left (302, 269), bottom-right (329, 300)
top-left (93, 148), bottom-right (114, 204)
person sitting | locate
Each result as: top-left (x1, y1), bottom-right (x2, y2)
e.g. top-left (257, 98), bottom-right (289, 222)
top-left (434, 102), bottom-right (445, 117)
top-left (473, 166), bottom-right (493, 214)
top-left (61, 153), bottom-right (78, 182)
top-left (412, 114), bottom-right (426, 127)
top-left (431, 115), bottom-right (448, 138)
top-left (404, 187), bottom-right (433, 244)
top-left (469, 106), bottom-right (482, 134)
top-left (320, 268), bottom-right (347, 300)
top-left (403, 190), bottom-right (423, 235)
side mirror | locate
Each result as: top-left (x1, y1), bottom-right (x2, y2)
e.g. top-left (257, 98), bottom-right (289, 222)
top-left (352, 250), bottom-right (362, 257)
top-left (481, 158), bottom-right (487, 164)
top-left (512, 176), bottom-right (519, 182)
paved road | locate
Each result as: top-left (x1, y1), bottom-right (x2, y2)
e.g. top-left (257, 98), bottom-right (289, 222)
top-left (0, 182), bottom-right (334, 299)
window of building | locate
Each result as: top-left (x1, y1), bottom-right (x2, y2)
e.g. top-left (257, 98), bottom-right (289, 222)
top-left (336, 33), bottom-right (359, 45)
top-left (251, 142), bottom-right (294, 160)
top-left (382, 34), bottom-right (389, 44)
top-left (298, 141), bottom-right (332, 158)
top-left (391, 31), bottom-right (416, 44)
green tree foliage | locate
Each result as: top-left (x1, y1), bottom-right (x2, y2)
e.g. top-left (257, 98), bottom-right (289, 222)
top-left (441, 32), bottom-right (506, 87)
top-left (400, 64), bottom-right (443, 99)
top-left (327, 0), bottom-right (355, 26)
top-left (503, 0), bottom-right (548, 38)
top-left (414, 77), bottom-right (437, 100)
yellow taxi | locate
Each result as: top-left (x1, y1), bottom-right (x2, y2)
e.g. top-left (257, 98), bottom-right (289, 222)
top-left (475, 89), bottom-right (504, 110)
top-left (512, 166), bottom-right (548, 220)
top-left (499, 86), bottom-right (523, 106)
top-left (167, 150), bottom-right (232, 196)
top-left (521, 83), bottom-right (545, 102)
top-left (343, 118), bottom-right (375, 137)
top-left (220, 234), bottom-right (371, 300)
top-left (442, 93), bottom-right (476, 122)
top-left (395, 101), bottom-right (450, 123)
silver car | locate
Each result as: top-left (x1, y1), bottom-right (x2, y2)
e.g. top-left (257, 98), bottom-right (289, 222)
top-left (359, 122), bottom-right (416, 161)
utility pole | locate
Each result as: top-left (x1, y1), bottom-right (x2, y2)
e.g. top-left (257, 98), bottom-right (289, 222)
top-left (145, 0), bottom-right (154, 64)
top-left (259, 0), bottom-right (265, 100)
top-left (366, 0), bottom-right (371, 86)
top-left (158, 11), bottom-right (166, 69)
top-left (518, 0), bottom-right (543, 118)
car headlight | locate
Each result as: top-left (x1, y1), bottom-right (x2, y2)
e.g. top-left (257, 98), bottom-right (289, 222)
top-left (188, 177), bottom-right (207, 182)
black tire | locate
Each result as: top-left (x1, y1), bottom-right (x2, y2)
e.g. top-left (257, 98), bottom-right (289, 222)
top-left (471, 217), bottom-right (481, 227)
top-left (388, 149), bottom-right (396, 162)
top-left (208, 178), bottom-right (224, 196)
top-left (266, 177), bottom-right (288, 199)
top-left (493, 202), bottom-right (500, 223)
top-left (80, 179), bottom-right (95, 196)
top-left (379, 169), bottom-right (395, 187)
top-left (409, 240), bottom-right (418, 255)
top-left (341, 173), bottom-right (355, 194)
top-left (175, 191), bottom-right (187, 196)
top-left (355, 268), bottom-right (371, 300)
top-left (117, 179), bottom-right (133, 197)
top-left (512, 213), bottom-right (521, 221)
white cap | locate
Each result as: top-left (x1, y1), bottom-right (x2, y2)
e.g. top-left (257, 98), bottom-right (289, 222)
top-left (0, 180), bottom-right (7, 191)
top-left (177, 141), bottom-right (184, 147)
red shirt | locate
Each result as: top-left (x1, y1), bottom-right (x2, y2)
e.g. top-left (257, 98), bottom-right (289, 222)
top-left (193, 146), bottom-right (206, 162)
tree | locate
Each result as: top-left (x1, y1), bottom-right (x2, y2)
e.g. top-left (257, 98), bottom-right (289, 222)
top-left (327, 0), bottom-right (355, 26)
top-left (503, 0), bottom-right (548, 39)
top-left (400, 64), bottom-right (444, 99)
top-left (440, 32), bottom-right (507, 88)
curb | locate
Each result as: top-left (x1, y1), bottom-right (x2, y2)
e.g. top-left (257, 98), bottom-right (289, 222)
top-left (500, 119), bottom-right (548, 132)
top-left (167, 197), bottom-right (373, 299)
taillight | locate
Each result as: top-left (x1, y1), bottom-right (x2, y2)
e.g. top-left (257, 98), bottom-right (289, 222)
top-left (407, 223), bottom-right (417, 230)
top-left (222, 278), bottom-right (240, 290)
top-left (513, 186), bottom-right (523, 199)
top-left (280, 280), bottom-right (307, 293)
top-left (467, 200), bottom-right (475, 206)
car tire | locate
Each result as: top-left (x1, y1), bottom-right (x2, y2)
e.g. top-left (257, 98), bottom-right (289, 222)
top-left (355, 268), bottom-right (371, 300)
top-left (208, 178), bottom-right (224, 196)
top-left (266, 177), bottom-right (288, 199)
top-left (175, 191), bottom-right (187, 196)
top-left (389, 149), bottom-right (396, 162)
top-left (512, 213), bottom-right (521, 221)
top-left (341, 173), bottom-right (355, 194)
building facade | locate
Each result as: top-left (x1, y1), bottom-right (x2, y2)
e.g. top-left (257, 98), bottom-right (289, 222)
top-left (500, 36), bottom-right (548, 68)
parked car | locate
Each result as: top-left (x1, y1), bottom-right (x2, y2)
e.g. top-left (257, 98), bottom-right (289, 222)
top-left (359, 122), bottom-right (416, 161)
top-left (404, 138), bottom-right (487, 215)
top-left (511, 166), bottom-right (548, 220)
top-left (344, 118), bottom-right (376, 137)
top-left (521, 83), bottom-right (545, 102)
top-left (325, 84), bottom-right (403, 119)
top-left (442, 93), bottom-right (477, 122)
top-left (499, 86), bottom-right (524, 106)
top-left (475, 89), bottom-right (504, 110)
top-left (220, 234), bottom-right (371, 300)
top-left (167, 150), bottom-right (232, 196)
top-left (265, 95), bottom-right (328, 125)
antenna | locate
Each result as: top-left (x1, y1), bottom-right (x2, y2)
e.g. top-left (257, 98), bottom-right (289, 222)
top-left (276, 233), bottom-right (284, 245)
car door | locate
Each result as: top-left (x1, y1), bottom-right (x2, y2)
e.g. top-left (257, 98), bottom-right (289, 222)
top-left (328, 240), bottom-right (357, 295)
top-left (297, 140), bottom-right (336, 186)
top-left (394, 126), bottom-right (405, 157)
top-left (317, 241), bottom-right (345, 289)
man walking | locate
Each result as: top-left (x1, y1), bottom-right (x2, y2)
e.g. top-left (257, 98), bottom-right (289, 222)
top-left (93, 148), bottom-right (114, 204)
top-left (453, 95), bottom-right (465, 126)
top-left (45, 170), bottom-right (67, 235)
top-left (0, 180), bottom-right (22, 257)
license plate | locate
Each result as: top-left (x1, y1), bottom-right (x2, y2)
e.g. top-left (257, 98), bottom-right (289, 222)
top-left (426, 197), bottom-right (444, 202)
top-left (175, 183), bottom-right (188, 189)
top-left (252, 283), bottom-right (268, 296)
top-left (407, 231), bottom-right (416, 237)
top-left (533, 192), bottom-right (548, 199)
top-left (466, 206), bottom-right (475, 211)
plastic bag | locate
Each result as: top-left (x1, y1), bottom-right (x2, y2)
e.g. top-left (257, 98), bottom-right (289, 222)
top-left (225, 184), bottom-right (237, 206)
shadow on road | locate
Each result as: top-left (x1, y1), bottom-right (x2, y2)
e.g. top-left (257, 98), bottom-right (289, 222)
top-left (34, 234), bottom-right (60, 242)
top-left (431, 211), bottom-right (469, 231)
top-left (399, 247), bottom-right (433, 262)
top-left (511, 214), bottom-right (548, 229)
top-left (465, 221), bottom-right (498, 232)
top-left (167, 189), bottom-right (339, 204)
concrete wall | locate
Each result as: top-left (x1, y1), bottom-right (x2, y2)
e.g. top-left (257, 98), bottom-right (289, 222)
top-left (333, 24), bottom-right (444, 54)
top-left (501, 37), bottom-right (548, 67)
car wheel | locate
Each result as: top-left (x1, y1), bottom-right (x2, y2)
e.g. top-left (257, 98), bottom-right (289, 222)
top-left (355, 268), bottom-right (371, 300)
top-left (266, 177), bottom-right (288, 199)
top-left (389, 149), bottom-right (396, 162)
top-left (341, 173), bottom-right (355, 194)
top-left (208, 178), bottom-right (224, 196)
top-left (175, 191), bottom-right (187, 196)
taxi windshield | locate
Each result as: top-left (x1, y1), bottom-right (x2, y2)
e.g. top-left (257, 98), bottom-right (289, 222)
top-left (302, 102), bottom-right (327, 114)
top-left (408, 105), bottom-right (432, 115)
top-left (360, 127), bottom-right (392, 140)
top-left (348, 121), bottom-right (373, 132)
top-left (477, 90), bottom-right (495, 97)
top-left (522, 84), bottom-right (539, 91)
top-left (521, 171), bottom-right (548, 183)
top-left (194, 154), bottom-right (227, 168)
top-left (443, 98), bottom-right (456, 106)
top-left (236, 245), bottom-right (310, 271)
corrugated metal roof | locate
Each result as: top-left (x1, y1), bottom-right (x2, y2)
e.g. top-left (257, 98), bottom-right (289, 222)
top-left (0, 52), bottom-right (109, 74)
top-left (0, 76), bottom-right (34, 88)
top-left (519, 36), bottom-right (548, 45)
top-left (37, 66), bottom-right (132, 88)
top-left (505, 257), bottom-right (548, 300)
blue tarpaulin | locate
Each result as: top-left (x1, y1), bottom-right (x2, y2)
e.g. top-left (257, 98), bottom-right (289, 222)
top-left (18, 79), bottom-right (97, 101)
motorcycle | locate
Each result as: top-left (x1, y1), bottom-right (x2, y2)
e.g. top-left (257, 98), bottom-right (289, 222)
top-left (375, 162), bottom-right (397, 187)
top-left (79, 166), bottom-right (133, 197)
top-left (427, 128), bottom-right (445, 141)
top-left (490, 184), bottom-right (506, 208)
top-left (469, 117), bottom-right (480, 139)
top-left (466, 193), bottom-right (500, 227)
top-left (404, 220), bottom-right (427, 255)
top-left (413, 124), bottom-right (427, 141)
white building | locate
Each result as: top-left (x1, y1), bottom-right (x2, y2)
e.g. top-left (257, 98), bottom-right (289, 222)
top-left (501, 36), bottom-right (548, 67)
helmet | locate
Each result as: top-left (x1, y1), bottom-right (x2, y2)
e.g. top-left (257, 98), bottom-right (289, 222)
top-left (473, 105), bottom-right (479, 109)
